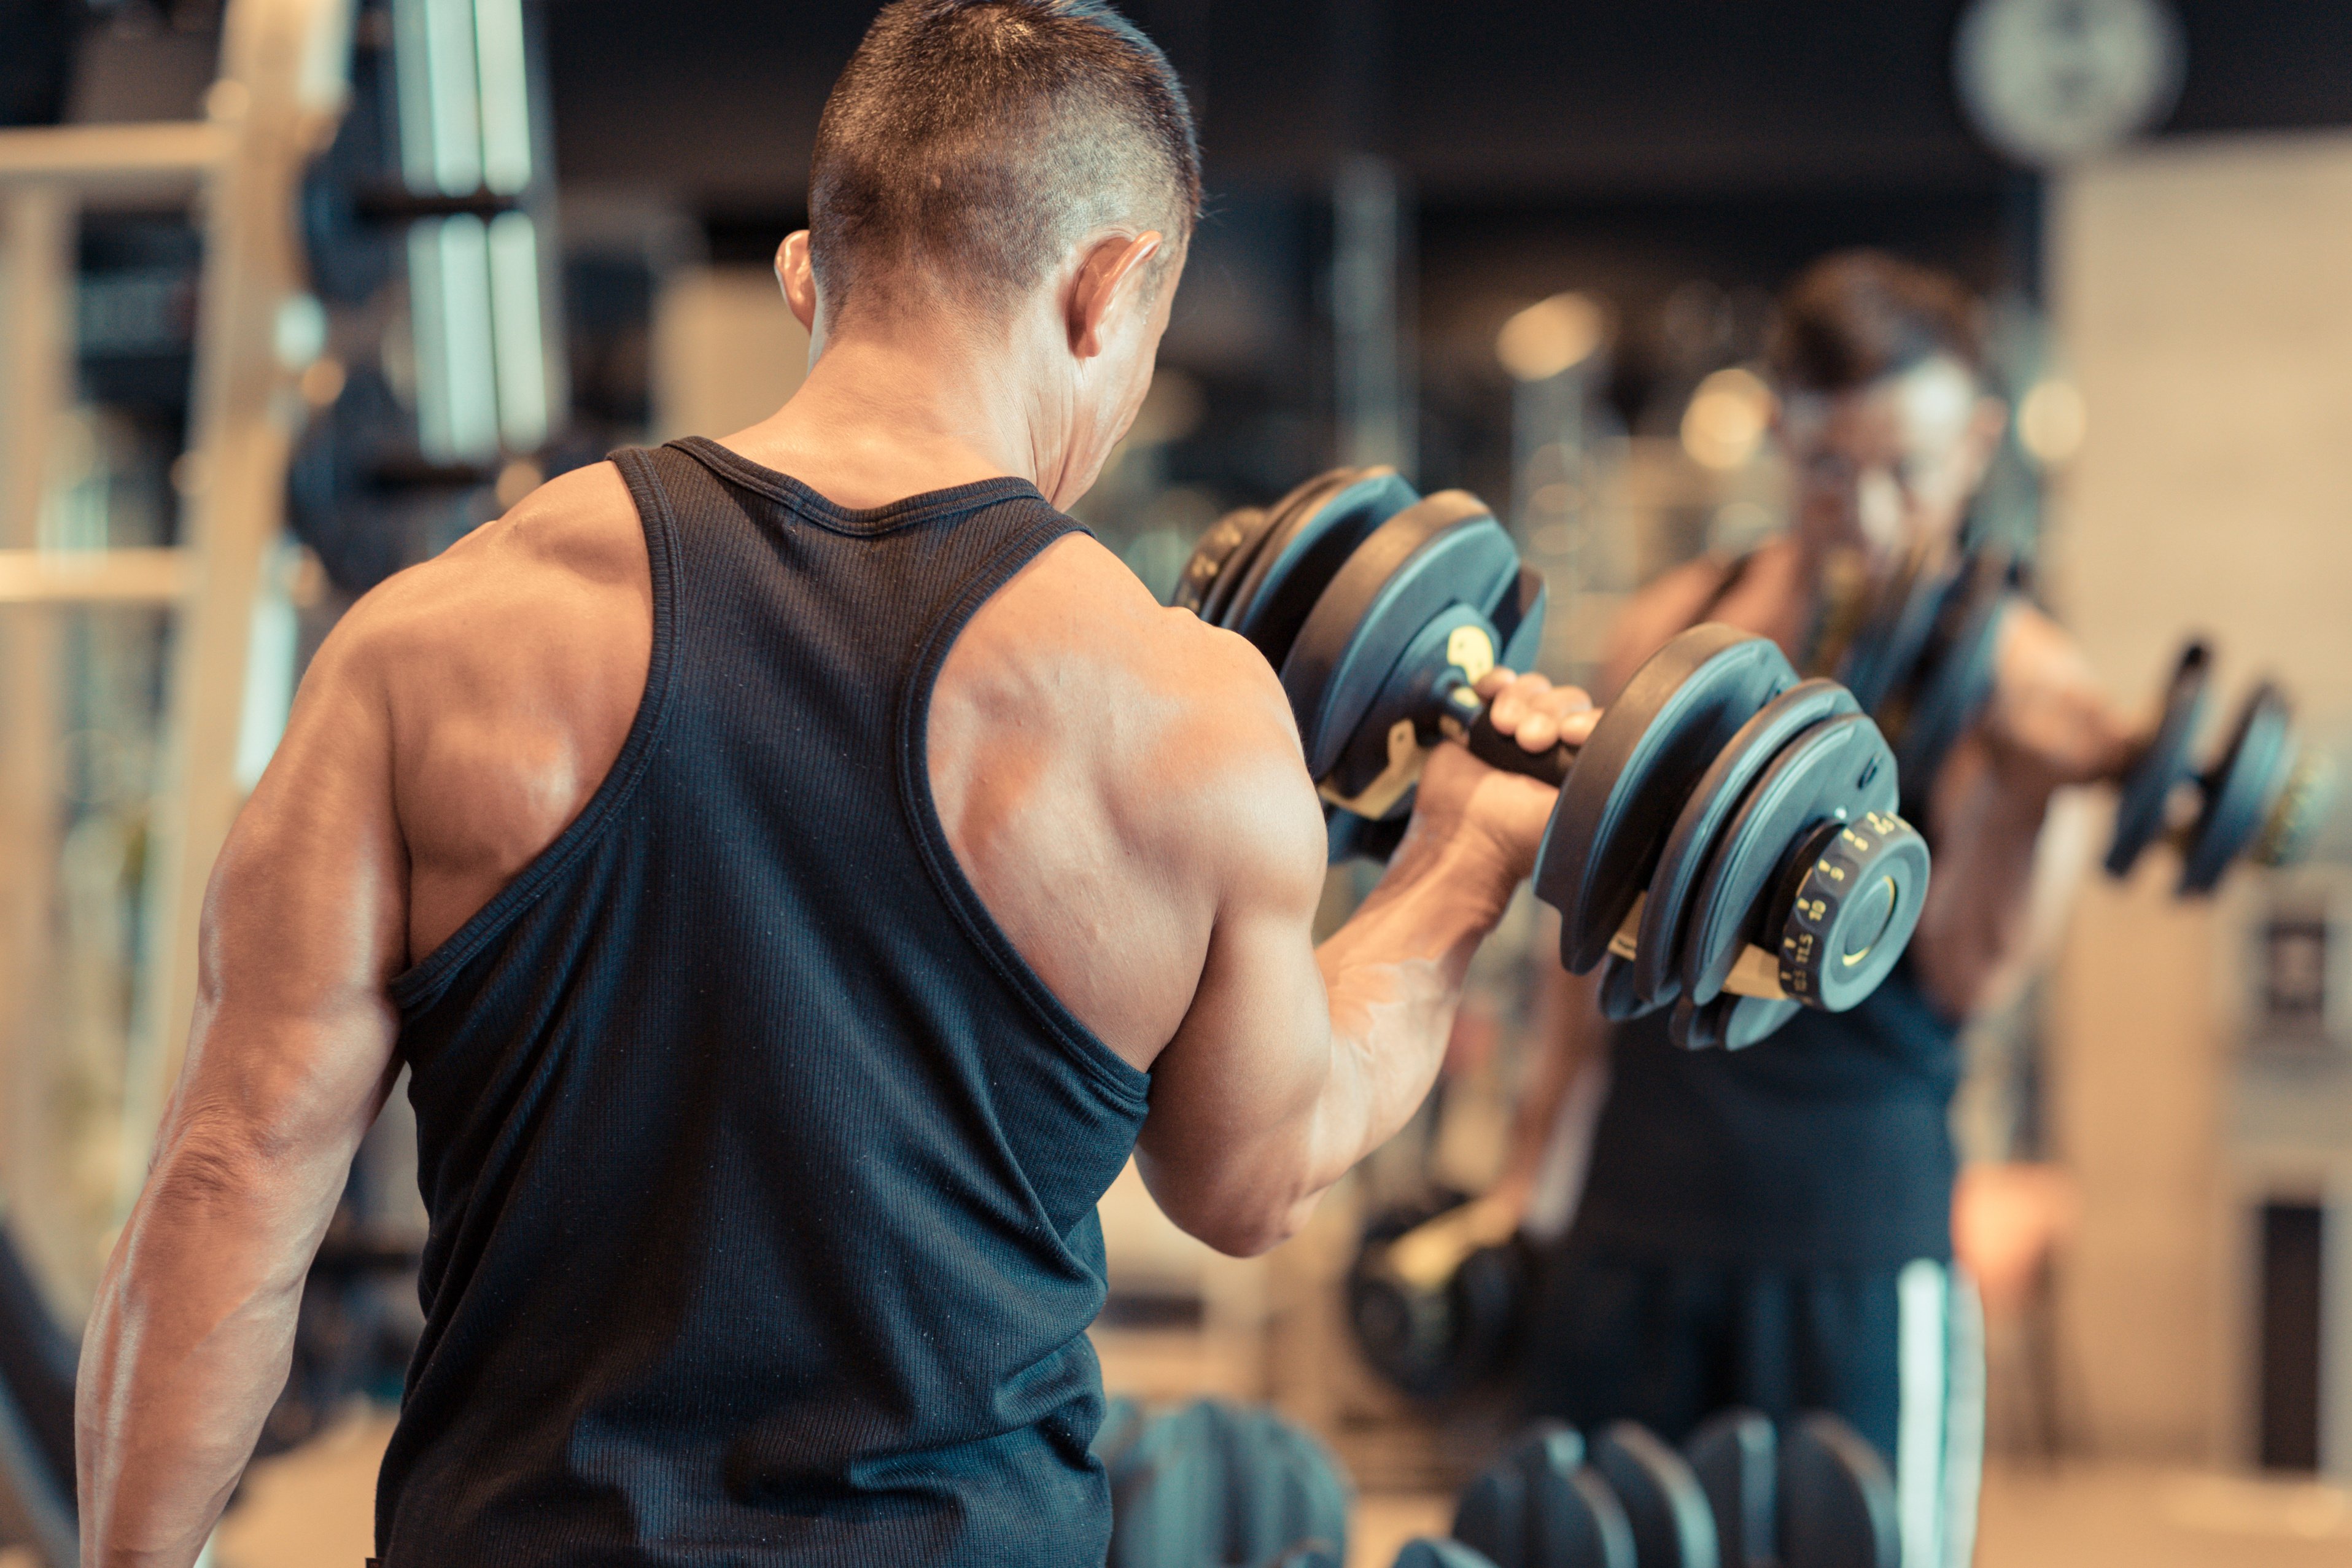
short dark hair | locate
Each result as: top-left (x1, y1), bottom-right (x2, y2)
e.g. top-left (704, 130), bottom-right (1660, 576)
top-left (1767, 250), bottom-right (1986, 395)
top-left (809, 1), bottom-right (1202, 326)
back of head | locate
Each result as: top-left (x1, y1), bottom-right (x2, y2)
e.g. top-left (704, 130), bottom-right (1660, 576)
top-left (810, 0), bottom-right (1202, 330)
top-left (1768, 250), bottom-right (1986, 395)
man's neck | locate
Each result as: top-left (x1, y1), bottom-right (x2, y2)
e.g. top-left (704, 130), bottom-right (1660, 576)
top-left (720, 322), bottom-right (1069, 511)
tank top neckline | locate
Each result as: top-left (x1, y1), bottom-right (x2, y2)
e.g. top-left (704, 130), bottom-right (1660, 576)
top-left (670, 436), bottom-right (1042, 535)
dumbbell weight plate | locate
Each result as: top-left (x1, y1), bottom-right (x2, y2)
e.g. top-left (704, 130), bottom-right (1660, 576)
top-left (1284, 495), bottom-right (1519, 782)
top-left (1671, 992), bottom-right (1803, 1052)
top-left (1632, 680), bottom-right (1860, 1011)
top-left (1394, 1541), bottom-right (1500, 1568)
top-left (2106, 642), bottom-right (2213, 877)
top-left (1592, 1424), bottom-right (1720, 1568)
top-left (1892, 551), bottom-right (2011, 820)
top-left (1229, 468), bottom-right (1421, 663)
top-left (1456, 1423), bottom-right (1638, 1568)
top-left (1683, 1410), bottom-right (1775, 1568)
top-left (1221, 468), bottom-right (1372, 633)
top-left (1777, 1414), bottom-right (1898, 1568)
top-left (2179, 683), bottom-right (2297, 896)
top-left (1176, 504), bottom-right (1274, 620)
top-left (1595, 954), bottom-right (1666, 1023)
top-left (1679, 715), bottom-right (1901, 1007)
top-left (1543, 628), bottom-right (1800, 976)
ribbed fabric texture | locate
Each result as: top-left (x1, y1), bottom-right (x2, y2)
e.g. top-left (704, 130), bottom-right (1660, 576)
top-left (374, 439), bottom-right (1151, 1566)
top-left (1570, 963), bottom-right (1963, 1268)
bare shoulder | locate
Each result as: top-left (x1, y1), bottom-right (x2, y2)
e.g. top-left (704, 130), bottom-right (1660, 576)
top-left (990, 534), bottom-right (1322, 858)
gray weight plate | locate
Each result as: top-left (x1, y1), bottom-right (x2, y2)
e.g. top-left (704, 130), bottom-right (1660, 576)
top-left (1208, 468), bottom-right (1348, 629)
top-left (1669, 992), bottom-right (1803, 1051)
top-left (1283, 494), bottom-right (1518, 782)
top-left (1457, 1422), bottom-right (1637, 1568)
top-left (1777, 1413), bottom-right (1898, 1568)
top-left (1680, 715), bottom-right (1900, 1007)
top-left (1174, 505), bottom-right (1268, 618)
top-left (1542, 629), bottom-right (1798, 977)
top-left (1232, 468), bottom-right (1421, 666)
top-left (1394, 1541), bottom-right (1501, 1568)
top-left (1596, 953), bottom-right (1667, 1023)
top-left (1592, 1422), bottom-right (1720, 1568)
top-left (1683, 1410), bottom-right (1776, 1568)
top-left (2180, 683), bottom-right (2296, 895)
top-left (2106, 641), bottom-right (2213, 877)
top-left (1634, 680), bottom-right (1859, 1010)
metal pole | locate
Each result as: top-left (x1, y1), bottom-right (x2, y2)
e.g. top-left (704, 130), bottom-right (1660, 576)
top-left (1331, 155), bottom-right (1415, 477)
top-left (0, 185), bottom-right (72, 1262)
top-left (120, 0), bottom-right (354, 1208)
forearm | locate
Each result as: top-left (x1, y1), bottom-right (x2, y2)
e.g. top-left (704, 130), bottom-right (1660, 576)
top-left (78, 1124), bottom-right (347, 1566)
top-left (1292, 818), bottom-right (1522, 1207)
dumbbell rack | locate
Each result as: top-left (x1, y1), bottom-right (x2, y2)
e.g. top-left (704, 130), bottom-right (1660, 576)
top-left (0, 0), bottom-right (354, 1258)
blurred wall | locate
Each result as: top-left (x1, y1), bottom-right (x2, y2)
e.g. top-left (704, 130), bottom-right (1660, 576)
top-left (651, 265), bottom-right (810, 444)
top-left (2047, 130), bottom-right (2352, 1470)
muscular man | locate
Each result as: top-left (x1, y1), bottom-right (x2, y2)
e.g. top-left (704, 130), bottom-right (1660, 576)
top-left (1488, 252), bottom-right (2134, 1562)
top-left (74, 4), bottom-right (1591, 1563)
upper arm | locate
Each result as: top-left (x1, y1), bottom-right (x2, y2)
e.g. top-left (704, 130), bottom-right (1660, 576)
top-left (166, 602), bottom-right (410, 1174)
top-left (1599, 559), bottom-right (1726, 698)
top-left (1130, 650), bottom-right (1337, 1252)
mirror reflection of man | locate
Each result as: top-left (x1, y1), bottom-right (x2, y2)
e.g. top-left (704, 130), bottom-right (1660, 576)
top-left (1486, 252), bottom-right (2134, 1567)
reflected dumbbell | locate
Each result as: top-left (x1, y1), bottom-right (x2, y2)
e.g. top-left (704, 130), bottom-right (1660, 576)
top-left (1181, 470), bottom-right (1932, 1052)
top-left (2105, 640), bottom-right (2333, 894)
top-left (1346, 1195), bottom-right (1532, 1400)
top-left (1836, 548), bottom-right (2331, 896)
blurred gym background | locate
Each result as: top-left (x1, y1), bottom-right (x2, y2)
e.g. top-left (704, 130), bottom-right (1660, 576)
top-left (4, 0), bottom-right (2352, 1563)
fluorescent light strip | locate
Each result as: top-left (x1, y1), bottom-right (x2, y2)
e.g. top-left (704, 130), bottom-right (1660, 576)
top-left (473, 0), bottom-right (534, 194)
top-left (424, 0), bottom-right (483, 195)
top-left (436, 214), bottom-right (502, 461)
top-left (390, 0), bottom-right (438, 193)
top-left (487, 211), bottom-right (548, 452)
top-left (408, 218), bottom-right (454, 459)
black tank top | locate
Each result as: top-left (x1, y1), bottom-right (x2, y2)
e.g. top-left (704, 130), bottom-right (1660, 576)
top-left (374, 440), bottom-right (1152, 1566)
top-left (1569, 968), bottom-right (1962, 1267)
top-left (1568, 553), bottom-right (1962, 1268)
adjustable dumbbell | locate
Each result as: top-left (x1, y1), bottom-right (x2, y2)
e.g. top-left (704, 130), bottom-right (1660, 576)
top-left (1181, 469), bottom-right (1933, 1053)
top-left (1836, 551), bottom-right (2330, 896)
top-left (2105, 640), bottom-right (2332, 894)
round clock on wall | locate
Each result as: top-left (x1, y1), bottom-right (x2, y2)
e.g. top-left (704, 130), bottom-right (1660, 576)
top-left (1955, 0), bottom-right (2187, 167)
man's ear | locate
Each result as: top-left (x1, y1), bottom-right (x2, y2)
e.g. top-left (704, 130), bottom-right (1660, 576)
top-left (777, 231), bottom-right (820, 334)
top-left (1066, 231), bottom-right (1163, 359)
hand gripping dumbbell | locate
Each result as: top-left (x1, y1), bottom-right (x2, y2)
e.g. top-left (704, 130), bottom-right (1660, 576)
top-left (1832, 545), bottom-right (2330, 895)
top-left (1180, 468), bottom-right (1933, 1052)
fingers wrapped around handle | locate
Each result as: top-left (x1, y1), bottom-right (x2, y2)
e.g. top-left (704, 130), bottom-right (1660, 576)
top-left (1449, 688), bottom-right (1580, 788)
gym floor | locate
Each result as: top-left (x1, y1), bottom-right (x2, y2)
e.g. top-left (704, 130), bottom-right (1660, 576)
top-left (91, 1407), bottom-right (2345, 1568)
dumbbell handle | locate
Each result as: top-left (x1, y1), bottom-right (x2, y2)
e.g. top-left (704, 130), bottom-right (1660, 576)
top-left (1440, 683), bottom-right (1580, 786)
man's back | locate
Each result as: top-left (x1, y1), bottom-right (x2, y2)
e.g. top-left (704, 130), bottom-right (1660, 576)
top-left (75, 8), bottom-right (1593, 1557)
top-left (376, 441), bottom-right (1157, 1563)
